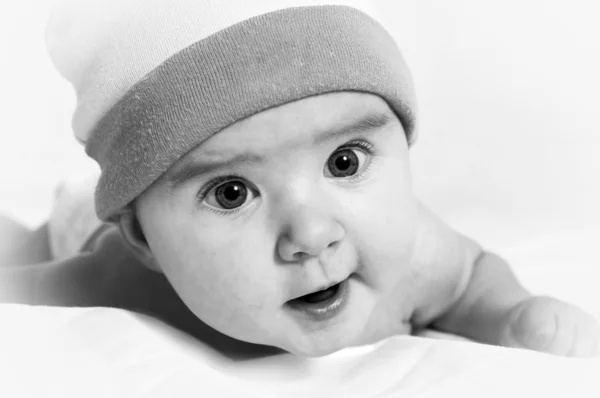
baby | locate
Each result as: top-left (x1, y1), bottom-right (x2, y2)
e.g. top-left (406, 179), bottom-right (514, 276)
top-left (37, 0), bottom-right (599, 358)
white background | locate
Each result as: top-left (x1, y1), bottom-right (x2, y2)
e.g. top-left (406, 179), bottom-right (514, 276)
top-left (1, 0), bottom-right (599, 254)
top-left (0, 0), bottom-right (95, 228)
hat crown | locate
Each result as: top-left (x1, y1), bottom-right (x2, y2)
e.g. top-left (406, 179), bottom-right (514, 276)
top-left (46, 0), bottom-right (384, 143)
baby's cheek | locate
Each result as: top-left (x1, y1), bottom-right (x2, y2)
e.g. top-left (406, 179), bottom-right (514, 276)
top-left (352, 202), bottom-right (417, 290)
top-left (159, 249), bottom-right (272, 339)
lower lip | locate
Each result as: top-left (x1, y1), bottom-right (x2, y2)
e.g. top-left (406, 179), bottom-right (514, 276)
top-left (287, 277), bottom-right (351, 322)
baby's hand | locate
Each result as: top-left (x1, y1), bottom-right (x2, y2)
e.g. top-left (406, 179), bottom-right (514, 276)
top-left (499, 296), bottom-right (600, 357)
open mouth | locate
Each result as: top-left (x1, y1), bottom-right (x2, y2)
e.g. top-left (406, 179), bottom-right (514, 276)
top-left (295, 283), bottom-right (340, 304)
top-left (287, 277), bottom-right (351, 321)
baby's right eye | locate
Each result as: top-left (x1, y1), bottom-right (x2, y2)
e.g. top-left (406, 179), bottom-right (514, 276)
top-left (200, 179), bottom-right (258, 213)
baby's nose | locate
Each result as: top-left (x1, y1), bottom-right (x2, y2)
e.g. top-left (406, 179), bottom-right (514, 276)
top-left (276, 204), bottom-right (345, 263)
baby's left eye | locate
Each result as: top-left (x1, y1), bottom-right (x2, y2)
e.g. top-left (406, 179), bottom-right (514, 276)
top-left (324, 147), bottom-right (368, 178)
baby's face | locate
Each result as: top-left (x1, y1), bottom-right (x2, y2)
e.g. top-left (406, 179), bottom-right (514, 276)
top-left (136, 92), bottom-right (421, 356)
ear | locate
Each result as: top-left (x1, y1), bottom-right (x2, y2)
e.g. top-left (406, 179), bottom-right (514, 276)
top-left (118, 209), bottom-right (163, 273)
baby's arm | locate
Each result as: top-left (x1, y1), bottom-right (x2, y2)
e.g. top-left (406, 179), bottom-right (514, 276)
top-left (0, 228), bottom-right (170, 311)
top-left (415, 202), bottom-right (600, 357)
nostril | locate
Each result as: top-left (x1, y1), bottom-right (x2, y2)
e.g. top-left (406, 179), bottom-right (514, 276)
top-left (283, 238), bottom-right (341, 263)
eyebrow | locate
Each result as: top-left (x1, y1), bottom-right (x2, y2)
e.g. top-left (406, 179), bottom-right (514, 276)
top-left (166, 109), bottom-right (395, 188)
top-left (314, 109), bottom-right (395, 145)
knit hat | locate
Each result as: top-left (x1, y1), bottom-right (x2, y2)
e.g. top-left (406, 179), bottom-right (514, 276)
top-left (46, 0), bottom-right (417, 222)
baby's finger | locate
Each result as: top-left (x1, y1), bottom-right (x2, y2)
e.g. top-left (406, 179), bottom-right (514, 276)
top-left (500, 296), bottom-right (600, 357)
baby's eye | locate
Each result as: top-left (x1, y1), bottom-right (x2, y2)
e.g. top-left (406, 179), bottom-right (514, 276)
top-left (202, 179), bottom-right (257, 210)
top-left (325, 146), bottom-right (369, 178)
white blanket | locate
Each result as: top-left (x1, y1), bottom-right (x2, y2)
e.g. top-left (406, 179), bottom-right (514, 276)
top-left (0, 304), bottom-right (598, 398)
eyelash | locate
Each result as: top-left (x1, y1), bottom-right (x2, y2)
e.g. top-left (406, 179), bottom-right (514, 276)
top-left (339, 139), bottom-right (373, 152)
top-left (196, 139), bottom-right (376, 215)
